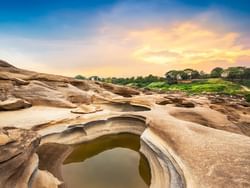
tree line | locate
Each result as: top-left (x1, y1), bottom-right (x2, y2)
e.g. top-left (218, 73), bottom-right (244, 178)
top-left (165, 67), bottom-right (250, 84)
top-left (75, 66), bottom-right (250, 85)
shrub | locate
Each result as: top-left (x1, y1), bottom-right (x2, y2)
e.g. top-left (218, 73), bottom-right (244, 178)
top-left (75, 75), bottom-right (86, 80)
top-left (245, 94), bottom-right (250, 102)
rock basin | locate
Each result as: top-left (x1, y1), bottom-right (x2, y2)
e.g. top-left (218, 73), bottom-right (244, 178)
top-left (1, 61), bottom-right (250, 188)
top-left (62, 134), bottom-right (151, 188)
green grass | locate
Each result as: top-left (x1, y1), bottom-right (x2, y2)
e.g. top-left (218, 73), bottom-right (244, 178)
top-left (146, 78), bottom-right (250, 97)
top-left (146, 81), bottom-right (169, 89)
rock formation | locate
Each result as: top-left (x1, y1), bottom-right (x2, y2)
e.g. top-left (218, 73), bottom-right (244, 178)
top-left (0, 127), bottom-right (60, 188)
top-left (0, 60), bottom-right (250, 188)
top-left (0, 98), bottom-right (31, 110)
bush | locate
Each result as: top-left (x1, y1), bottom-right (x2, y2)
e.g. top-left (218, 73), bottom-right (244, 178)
top-left (75, 75), bottom-right (86, 80)
top-left (239, 80), bottom-right (250, 87)
top-left (211, 67), bottom-right (223, 78)
top-left (245, 94), bottom-right (250, 102)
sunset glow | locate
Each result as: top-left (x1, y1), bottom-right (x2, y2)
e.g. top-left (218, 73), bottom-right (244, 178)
top-left (132, 22), bottom-right (250, 67)
top-left (0, 0), bottom-right (249, 76)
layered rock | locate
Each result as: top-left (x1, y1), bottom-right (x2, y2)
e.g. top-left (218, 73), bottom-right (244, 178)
top-left (71, 104), bottom-right (103, 114)
top-left (98, 82), bottom-right (140, 97)
top-left (0, 127), bottom-right (60, 188)
top-left (0, 98), bottom-right (31, 110)
top-left (144, 106), bottom-right (250, 188)
top-left (0, 60), bottom-right (139, 109)
top-left (0, 60), bottom-right (250, 188)
top-left (13, 81), bottom-right (77, 108)
top-left (0, 60), bottom-right (15, 68)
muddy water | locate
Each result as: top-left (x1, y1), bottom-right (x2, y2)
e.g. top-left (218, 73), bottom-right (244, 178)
top-left (62, 134), bottom-right (151, 188)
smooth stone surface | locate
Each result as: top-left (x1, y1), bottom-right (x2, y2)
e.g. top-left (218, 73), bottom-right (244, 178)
top-left (1, 61), bottom-right (250, 188)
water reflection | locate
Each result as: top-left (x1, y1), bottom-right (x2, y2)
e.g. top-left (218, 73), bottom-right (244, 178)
top-left (62, 134), bottom-right (151, 188)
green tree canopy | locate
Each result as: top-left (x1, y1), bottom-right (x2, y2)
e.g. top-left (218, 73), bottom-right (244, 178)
top-left (222, 67), bottom-right (245, 80)
top-left (75, 75), bottom-right (86, 80)
top-left (211, 67), bottom-right (223, 78)
top-left (183, 69), bottom-right (200, 79)
top-left (243, 68), bottom-right (250, 79)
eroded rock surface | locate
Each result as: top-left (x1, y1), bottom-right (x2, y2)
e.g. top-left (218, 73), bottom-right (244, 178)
top-left (0, 127), bottom-right (61, 188)
top-left (0, 60), bottom-right (250, 188)
top-left (71, 104), bottom-right (103, 114)
top-left (0, 98), bottom-right (32, 110)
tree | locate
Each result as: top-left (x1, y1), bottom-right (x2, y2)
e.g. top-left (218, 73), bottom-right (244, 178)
top-left (210, 67), bottom-right (223, 78)
top-left (222, 67), bottom-right (245, 81)
top-left (89, 76), bottom-right (101, 81)
top-left (165, 70), bottom-right (179, 84)
top-left (183, 69), bottom-right (200, 79)
top-left (243, 68), bottom-right (250, 79)
top-left (75, 75), bottom-right (86, 80)
top-left (104, 77), bottom-right (112, 83)
top-left (144, 74), bottom-right (160, 83)
top-left (200, 71), bottom-right (209, 79)
top-left (165, 69), bottom-right (199, 84)
top-left (178, 71), bottom-right (188, 80)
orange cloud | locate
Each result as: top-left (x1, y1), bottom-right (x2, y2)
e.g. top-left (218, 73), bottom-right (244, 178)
top-left (131, 22), bottom-right (250, 68)
top-left (1, 21), bottom-right (249, 77)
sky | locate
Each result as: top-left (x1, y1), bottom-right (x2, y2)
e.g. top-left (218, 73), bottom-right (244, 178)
top-left (0, 0), bottom-right (250, 77)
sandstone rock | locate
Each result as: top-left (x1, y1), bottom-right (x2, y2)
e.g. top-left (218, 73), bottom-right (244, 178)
top-left (176, 100), bottom-right (195, 108)
top-left (240, 101), bottom-right (250, 107)
top-left (71, 104), bottom-right (103, 114)
top-left (0, 98), bottom-right (32, 111)
top-left (164, 95), bottom-right (184, 103)
top-left (27, 73), bottom-right (71, 82)
top-left (36, 143), bottom-right (73, 187)
top-left (1, 60), bottom-right (250, 188)
top-left (0, 80), bottom-right (14, 100)
top-left (0, 132), bottom-right (13, 145)
top-left (155, 98), bottom-right (171, 105)
top-left (99, 82), bottom-right (140, 97)
top-left (210, 97), bottom-right (226, 104)
top-left (163, 95), bottom-right (195, 107)
top-left (12, 78), bottom-right (29, 85)
top-left (0, 60), bottom-right (137, 107)
top-left (70, 79), bottom-right (90, 91)
top-left (57, 84), bottom-right (93, 104)
top-left (0, 127), bottom-right (40, 188)
top-left (0, 60), bottom-right (15, 68)
top-left (146, 107), bottom-right (250, 188)
top-left (169, 106), bottom-right (243, 135)
top-left (0, 127), bottom-right (62, 188)
top-left (13, 81), bottom-right (77, 108)
top-left (31, 169), bottom-right (62, 188)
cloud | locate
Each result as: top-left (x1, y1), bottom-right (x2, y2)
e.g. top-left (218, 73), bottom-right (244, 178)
top-left (131, 22), bottom-right (250, 69)
top-left (1, 20), bottom-right (250, 76)
top-left (0, 1), bottom-right (249, 76)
